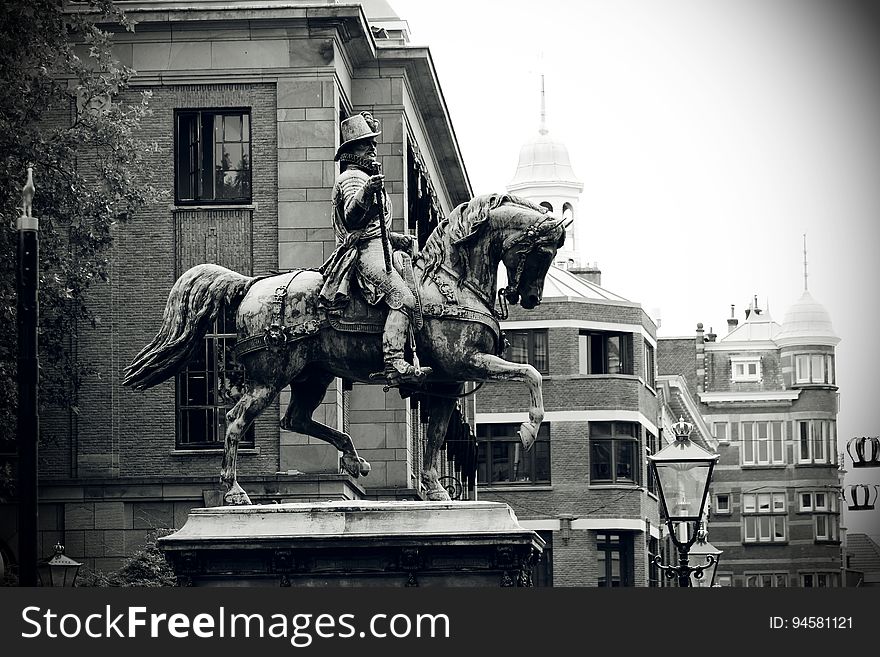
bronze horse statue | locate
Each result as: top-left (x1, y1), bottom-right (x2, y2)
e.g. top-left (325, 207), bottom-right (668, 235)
top-left (123, 193), bottom-right (569, 503)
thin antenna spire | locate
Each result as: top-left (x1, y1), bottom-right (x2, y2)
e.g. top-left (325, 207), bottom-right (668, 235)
top-left (802, 233), bottom-right (808, 291)
top-left (539, 72), bottom-right (548, 135)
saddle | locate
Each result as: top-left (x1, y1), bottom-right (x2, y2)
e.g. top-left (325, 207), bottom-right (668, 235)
top-left (326, 251), bottom-right (423, 334)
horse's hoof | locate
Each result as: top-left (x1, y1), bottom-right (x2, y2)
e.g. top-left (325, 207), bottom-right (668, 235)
top-left (426, 488), bottom-right (451, 502)
top-left (224, 481), bottom-right (253, 506)
top-left (518, 422), bottom-right (537, 451)
top-left (341, 454), bottom-right (370, 478)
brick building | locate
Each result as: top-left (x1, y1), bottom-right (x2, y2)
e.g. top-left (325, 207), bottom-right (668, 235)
top-left (469, 106), bottom-right (716, 586)
top-left (1, 0), bottom-right (475, 573)
top-left (658, 292), bottom-right (843, 587)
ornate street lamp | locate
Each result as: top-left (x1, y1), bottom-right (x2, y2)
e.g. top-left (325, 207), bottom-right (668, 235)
top-left (649, 417), bottom-right (719, 587)
top-left (37, 543), bottom-right (82, 587)
top-left (688, 525), bottom-right (723, 587)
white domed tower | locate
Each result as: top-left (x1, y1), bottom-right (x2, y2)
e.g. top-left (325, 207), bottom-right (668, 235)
top-left (776, 240), bottom-right (840, 389)
top-left (507, 75), bottom-right (584, 269)
top-left (776, 289), bottom-right (840, 388)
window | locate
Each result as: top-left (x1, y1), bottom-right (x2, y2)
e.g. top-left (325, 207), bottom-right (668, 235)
top-left (715, 574), bottom-right (733, 587)
top-left (596, 533), bottom-right (634, 587)
top-left (505, 330), bottom-right (549, 374)
top-left (645, 431), bottom-right (658, 495)
top-left (742, 492), bottom-right (787, 544)
top-left (800, 491), bottom-right (840, 542)
top-left (644, 340), bottom-right (655, 388)
top-left (590, 421), bottom-right (640, 485)
top-left (176, 109), bottom-right (252, 204)
top-left (578, 331), bottom-right (634, 375)
top-left (476, 423), bottom-right (550, 484)
top-left (795, 353), bottom-right (835, 385)
top-left (731, 356), bottom-right (761, 382)
top-left (744, 573), bottom-right (788, 588)
top-left (713, 422), bottom-right (728, 443)
top-left (797, 420), bottom-right (837, 465)
top-left (176, 303), bottom-right (254, 449)
top-left (801, 572), bottom-right (839, 588)
top-left (647, 536), bottom-right (661, 587)
top-left (532, 531), bottom-right (553, 587)
top-left (741, 420), bottom-right (784, 465)
top-left (715, 493), bottom-right (731, 514)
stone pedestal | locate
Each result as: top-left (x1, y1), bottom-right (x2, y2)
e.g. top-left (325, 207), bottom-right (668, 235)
top-left (159, 500), bottom-right (544, 587)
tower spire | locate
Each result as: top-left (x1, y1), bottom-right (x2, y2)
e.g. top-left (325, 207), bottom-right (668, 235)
top-left (802, 233), bottom-right (808, 291)
top-left (539, 73), bottom-right (548, 135)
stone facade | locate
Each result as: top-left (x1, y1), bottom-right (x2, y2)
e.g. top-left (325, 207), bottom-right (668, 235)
top-left (2, 1), bottom-right (472, 575)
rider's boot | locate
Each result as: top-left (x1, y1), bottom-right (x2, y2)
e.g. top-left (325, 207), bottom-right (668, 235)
top-left (381, 308), bottom-right (431, 385)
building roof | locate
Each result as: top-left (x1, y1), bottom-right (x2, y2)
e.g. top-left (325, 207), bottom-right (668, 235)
top-left (775, 290), bottom-right (840, 347)
top-left (534, 266), bottom-right (632, 303)
top-left (847, 533), bottom-right (880, 586)
top-left (719, 306), bottom-right (781, 343)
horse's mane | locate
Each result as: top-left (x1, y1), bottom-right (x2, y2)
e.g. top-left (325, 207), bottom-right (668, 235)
top-left (420, 193), bottom-right (547, 279)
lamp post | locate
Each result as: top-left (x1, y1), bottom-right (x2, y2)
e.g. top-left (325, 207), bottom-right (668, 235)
top-left (37, 543), bottom-right (82, 587)
top-left (649, 416), bottom-right (719, 587)
top-left (688, 524), bottom-right (723, 587)
top-left (17, 167), bottom-right (39, 586)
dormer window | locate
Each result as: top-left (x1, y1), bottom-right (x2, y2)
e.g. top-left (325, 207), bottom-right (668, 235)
top-left (731, 356), bottom-right (762, 382)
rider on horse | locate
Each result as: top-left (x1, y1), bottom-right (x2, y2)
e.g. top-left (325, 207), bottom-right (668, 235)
top-left (319, 111), bottom-right (431, 386)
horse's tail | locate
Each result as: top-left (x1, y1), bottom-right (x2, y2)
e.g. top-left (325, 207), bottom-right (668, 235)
top-left (122, 264), bottom-right (255, 390)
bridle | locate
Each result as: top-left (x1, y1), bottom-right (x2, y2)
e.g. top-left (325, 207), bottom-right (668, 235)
top-left (497, 212), bottom-right (572, 312)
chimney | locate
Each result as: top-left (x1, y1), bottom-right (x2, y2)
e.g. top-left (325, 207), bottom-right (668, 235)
top-left (706, 326), bottom-right (717, 342)
top-left (727, 305), bottom-right (738, 333)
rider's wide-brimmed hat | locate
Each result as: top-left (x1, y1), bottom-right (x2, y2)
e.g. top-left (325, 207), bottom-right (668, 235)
top-left (334, 112), bottom-right (381, 160)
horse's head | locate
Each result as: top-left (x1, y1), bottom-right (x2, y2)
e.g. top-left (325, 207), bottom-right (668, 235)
top-left (499, 202), bottom-right (571, 309)
top-left (421, 194), bottom-right (571, 310)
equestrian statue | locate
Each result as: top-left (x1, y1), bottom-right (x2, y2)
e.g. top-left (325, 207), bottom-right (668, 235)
top-left (123, 112), bottom-right (570, 504)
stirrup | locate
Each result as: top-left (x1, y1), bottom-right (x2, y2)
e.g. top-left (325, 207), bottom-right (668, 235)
top-left (369, 360), bottom-right (432, 389)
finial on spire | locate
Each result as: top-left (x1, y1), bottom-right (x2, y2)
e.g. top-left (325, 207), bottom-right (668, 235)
top-left (539, 73), bottom-right (548, 135)
top-left (802, 233), bottom-right (808, 291)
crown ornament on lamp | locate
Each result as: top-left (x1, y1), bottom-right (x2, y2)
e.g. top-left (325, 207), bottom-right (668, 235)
top-left (847, 436), bottom-right (880, 468)
top-left (846, 484), bottom-right (879, 511)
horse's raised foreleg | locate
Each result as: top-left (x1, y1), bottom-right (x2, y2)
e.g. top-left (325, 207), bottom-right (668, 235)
top-left (281, 374), bottom-right (371, 478)
top-left (420, 388), bottom-right (461, 501)
top-left (220, 383), bottom-right (278, 505)
top-left (465, 353), bottom-right (544, 450)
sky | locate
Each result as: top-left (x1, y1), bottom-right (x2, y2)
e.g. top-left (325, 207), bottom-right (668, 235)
top-left (389, 0), bottom-right (880, 539)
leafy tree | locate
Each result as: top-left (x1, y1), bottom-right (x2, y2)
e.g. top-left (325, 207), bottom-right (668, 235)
top-left (0, 1), bottom-right (161, 500)
top-left (76, 529), bottom-right (178, 587)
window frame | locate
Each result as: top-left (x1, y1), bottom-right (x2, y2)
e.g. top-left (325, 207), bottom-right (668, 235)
top-left (644, 339), bottom-right (656, 389)
top-left (175, 303), bottom-right (254, 450)
top-left (714, 493), bottom-right (731, 515)
top-left (578, 330), bottom-right (634, 376)
top-left (730, 356), bottom-right (762, 383)
top-left (504, 329), bottom-right (550, 375)
top-left (801, 572), bottom-right (839, 588)
top-left (741, 420), bottom-right (785, 466)
top-left (476, 422), bottom-right (551, 486)
top-left (174, 107), bottom-right (253, 205)
top-left (589, 421), bottom-right (641, 486)
top-left (742, 491), bottom-right (788, 544)
top-left (795, 352), bottom-right (836, 385)
top-left (797, 419), bottom-right (837, 465)
top-left (744, 572), bottom-right (789, 588)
